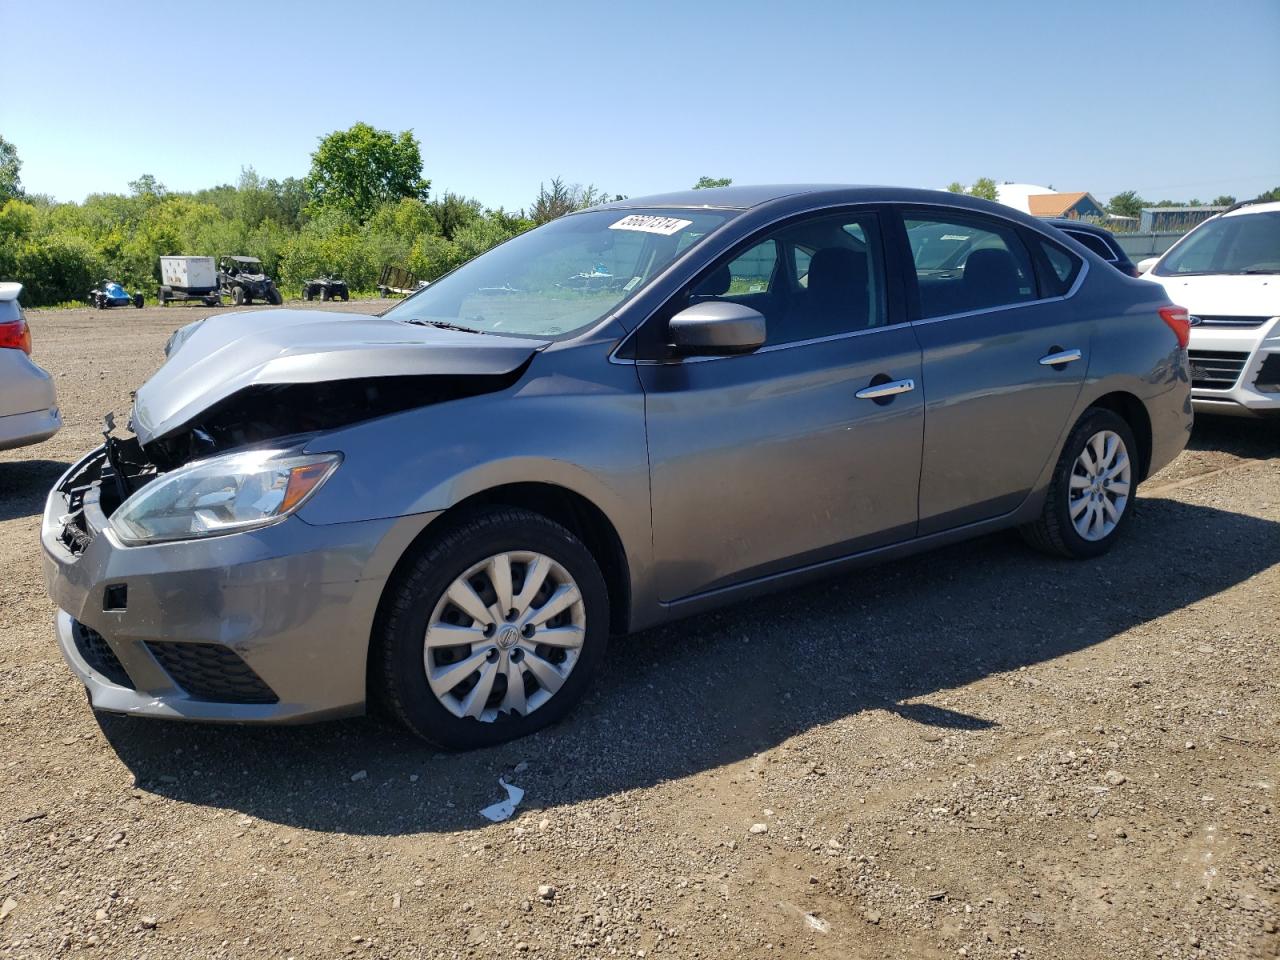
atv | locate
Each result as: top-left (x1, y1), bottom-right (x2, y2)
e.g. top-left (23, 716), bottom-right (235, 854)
top-left (302, 276), bottom-right (350, 301)
top-left (89, 280), bottom-right (144, 310)
top-left (218, 256), bottom-right (283, 306)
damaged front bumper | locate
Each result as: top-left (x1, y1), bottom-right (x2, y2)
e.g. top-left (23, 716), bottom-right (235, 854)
top-left (41, 446), bottom-right (436, 723)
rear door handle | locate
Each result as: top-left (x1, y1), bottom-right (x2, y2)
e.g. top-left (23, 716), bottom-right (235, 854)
top-left (1038, 348), bottom-right (1083, 366)
top-left (855, 378), bottom-right (915, 400)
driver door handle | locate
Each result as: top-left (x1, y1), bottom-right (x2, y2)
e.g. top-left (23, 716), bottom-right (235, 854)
top-left (855, 378), bottom-right (916, 400)
top-left (1039, 348), bottom-right (1083, 366)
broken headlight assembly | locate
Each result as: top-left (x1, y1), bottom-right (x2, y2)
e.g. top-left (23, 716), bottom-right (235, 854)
top-left (108, 449), bottom-right (341, 545)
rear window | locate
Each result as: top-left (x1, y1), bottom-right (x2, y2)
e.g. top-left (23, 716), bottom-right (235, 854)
top-left (1064, 229), bottom-right (1118, 261)
top-left (0, 300), bottom-right (21, 323)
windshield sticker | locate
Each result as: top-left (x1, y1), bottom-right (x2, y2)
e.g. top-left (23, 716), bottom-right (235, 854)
top-left (610, 214), bottom-right (694, 236)
top-left (623, 276), bottom-right (642, 292)
top-left (940, 234), bottom-right (971, 241)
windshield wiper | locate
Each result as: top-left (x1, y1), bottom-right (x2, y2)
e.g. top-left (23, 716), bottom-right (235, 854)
top-left (400, 319), bottom-right (487, 334)
top-left (1238, 269), bottom-right (1280, 275)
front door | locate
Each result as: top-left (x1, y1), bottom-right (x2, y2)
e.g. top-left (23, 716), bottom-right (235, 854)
top-left (637, 210), bottom-right (924, 601)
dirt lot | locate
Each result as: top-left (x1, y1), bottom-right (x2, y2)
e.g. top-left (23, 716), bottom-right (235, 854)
top-left (1, 302), bottom-right (1278, 960)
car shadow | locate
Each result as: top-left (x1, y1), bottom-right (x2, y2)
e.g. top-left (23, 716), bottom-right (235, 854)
top-left (0, 459), bottom-right (68, 522)
top-left (96, 496), bottom-right (1280, 835)
top-left (1188, 415), bottom-right (1279, 460)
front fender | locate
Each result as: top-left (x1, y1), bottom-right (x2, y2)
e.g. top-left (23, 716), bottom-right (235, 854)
top-left (295, 347), bottom-right (653, 601)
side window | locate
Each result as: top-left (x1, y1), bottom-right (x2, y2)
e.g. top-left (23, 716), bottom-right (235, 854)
top-left (687, 213), bottom-right (887, 346)
top-left (1065, 230), bottom-right (1117, 261)
top-left (726, 240), bottom-right (777, 295)
top-left (1033, 236), bottom-right (1083, 296)
top-left (905, 215), bottom-right (1037, 319)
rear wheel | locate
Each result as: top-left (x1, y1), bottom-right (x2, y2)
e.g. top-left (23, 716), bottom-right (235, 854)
top-left (267, 287), bottom-right (282, 306)
top-left (132, 293), bottom-right (144, 308)
top-left (374, 508), bottom-right (609, 749)
top-left (1021, 408), bottom-right (1138, 559)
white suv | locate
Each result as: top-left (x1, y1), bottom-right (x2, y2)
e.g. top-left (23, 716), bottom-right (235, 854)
top-left (1139, 200), bottom-right (1280, 417)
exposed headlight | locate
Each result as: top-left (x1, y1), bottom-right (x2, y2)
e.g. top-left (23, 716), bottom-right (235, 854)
top-left (109, 449), bottom-right (341, 545)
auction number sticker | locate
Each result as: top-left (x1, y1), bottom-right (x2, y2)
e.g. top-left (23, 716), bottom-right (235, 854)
top-left (610, 214), bottom-right (694, 236)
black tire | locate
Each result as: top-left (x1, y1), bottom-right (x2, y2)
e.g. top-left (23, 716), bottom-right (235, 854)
top-left (268, 287), bottom-right (282, 306)
top-left (133, 294), bottom-right (144, 309)
top-left (320, 287), bottom-right (331, 301)
top-left (157, 289), bottom-right (167, 306)
top-left (231, 286), bottom-right (246, 306)
top-left (1021, 407), bottom-right (1139, 559)
top-left (303, 287), bottom-right (315, 301)
top-left (374, 507), bottom-right (610, 750)
top-left (204, 297), bottom-right (219, 307)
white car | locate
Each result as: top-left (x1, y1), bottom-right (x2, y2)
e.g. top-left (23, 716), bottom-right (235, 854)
top-left (0, 283), bottom-right (61, 451)
top-left (1139, 200), bottom-right (1280, 417)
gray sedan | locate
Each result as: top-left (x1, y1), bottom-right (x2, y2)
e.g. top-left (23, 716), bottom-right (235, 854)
top-left (41, 186), bottom-right (1192, 749)
top-left (0, 283), bottom-right (61, 451)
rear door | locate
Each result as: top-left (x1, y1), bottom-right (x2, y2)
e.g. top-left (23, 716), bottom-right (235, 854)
top-left (895, 209), bottom-right (1090, 535)
top-left (637, 209), bottom-right (924, 601)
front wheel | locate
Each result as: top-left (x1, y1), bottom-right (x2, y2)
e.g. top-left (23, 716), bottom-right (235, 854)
top-left (1021, 408), bottom-right (1138, 559)
top-left (374, 508), bottom-right (609, 749)
top-left (231, 286), bottom-right (246, 306)
top-left (133, 293), bottom-right (144, 308)
top-left (267, 287), bottom-right (282, 305)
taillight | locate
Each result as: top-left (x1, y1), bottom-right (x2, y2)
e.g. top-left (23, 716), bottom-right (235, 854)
top-left (1158, 305), bottom-right (1190, 349)
top-left (0, 318), bottom-right (31, 354)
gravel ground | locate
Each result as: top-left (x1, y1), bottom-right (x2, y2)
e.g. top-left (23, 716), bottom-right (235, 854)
top-left (1, 302), bottom-right (1278, 960)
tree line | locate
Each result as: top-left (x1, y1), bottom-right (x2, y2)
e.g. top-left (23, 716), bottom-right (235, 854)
top-left (0, 124), bottom-right (641, 307)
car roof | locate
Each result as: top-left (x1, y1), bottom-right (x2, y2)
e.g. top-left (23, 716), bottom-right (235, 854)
top-left (1222, 199), bottom-right (1280, 217)
top-left (0, 282), bottom-right (22, 302)
top-left (595, 184), bottom-right (1037, 217)
top-left (228, 255), bottom-right (261, 262)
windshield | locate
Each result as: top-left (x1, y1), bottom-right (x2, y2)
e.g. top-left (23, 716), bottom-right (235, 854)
top-left (1155, 211), bottom-right (1280, 276)
top-left (383, 208), bottom-right (735, 337)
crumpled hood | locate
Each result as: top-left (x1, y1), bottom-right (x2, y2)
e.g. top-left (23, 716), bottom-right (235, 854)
top-left (133, 309), bottom-right (543, 444)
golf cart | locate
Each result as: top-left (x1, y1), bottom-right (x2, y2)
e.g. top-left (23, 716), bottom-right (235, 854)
top-left (218, 256), bottom-right (282, 306)
top-left (89, 280), bottom-right (144, 310)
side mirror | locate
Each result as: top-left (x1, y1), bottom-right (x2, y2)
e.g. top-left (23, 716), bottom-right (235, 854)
top-left (1136, 257), bottom-right (1159, 275)
top-left (669, 301), bottom-right (766, 356)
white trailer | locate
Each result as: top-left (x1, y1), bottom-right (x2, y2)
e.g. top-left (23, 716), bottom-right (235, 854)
top-left (157, 256), bottom-right (220, 306)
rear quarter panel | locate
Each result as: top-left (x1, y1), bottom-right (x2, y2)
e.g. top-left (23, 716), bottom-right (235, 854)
top-left (0, 350), bottom-right (58, 417)
top-left (1066, 271), bottom-right (1192, 481)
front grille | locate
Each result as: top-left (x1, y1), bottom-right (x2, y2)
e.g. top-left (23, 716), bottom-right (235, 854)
top-left (1188, 349), bottom-right (1250, 390)
top-left (1254, 353), bottom-right (1280, 393)
top-left (1190, 314), bottom-right (1273, 328)
top-left (72, 621), bottom-right (134, 689)
top-left (146, 642), bottom-right (278, 704)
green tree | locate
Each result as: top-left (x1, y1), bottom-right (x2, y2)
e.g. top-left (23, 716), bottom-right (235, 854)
top-left (306, 122), bottom-right (430, 222)
top-left (426, 192), bottom-right (482, 240)
top-left (1106, 190), bottom-right (1144, 219)
top-left (693, 176), bottom-right (732, 189)
top-left (128, 174), bottom-right (166, 199)
top-left (0, 135), bottom-right (23, 203)
top-left (968, 177), bottom-right (998, 201)
top-left (529, 178), bottom-right (614, 224)
top-left (1258, 186), bottom-right (1280, 202)
top-left (945, 181), bottom-right (966, 193)
top-left (1211, 195), bottom-right (1236, 207)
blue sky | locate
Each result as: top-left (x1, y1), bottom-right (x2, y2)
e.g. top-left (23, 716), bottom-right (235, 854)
top-left (5, 0), bottom-right (1278, 210)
